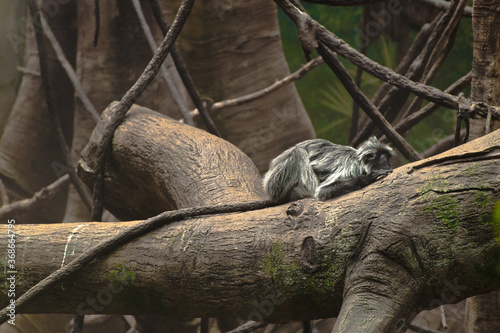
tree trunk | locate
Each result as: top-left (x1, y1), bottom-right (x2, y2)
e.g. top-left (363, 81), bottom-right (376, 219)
top-left (464, 0), bottom-right (500, 331)
top-left (2, 106), bottom-right (499, 332)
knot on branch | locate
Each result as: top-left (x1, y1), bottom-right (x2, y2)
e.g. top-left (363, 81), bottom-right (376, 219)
top-left (287, 202), bottom-right (304, 216)
top-left (296, 15), bottom-right (319, 54)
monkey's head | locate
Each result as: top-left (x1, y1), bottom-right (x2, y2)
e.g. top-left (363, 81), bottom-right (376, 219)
top-left (357, 136), bottom-right (395, 176)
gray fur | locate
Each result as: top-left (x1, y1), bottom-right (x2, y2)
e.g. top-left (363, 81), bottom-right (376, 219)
top-left (262, 136), bottom-right (394, 202)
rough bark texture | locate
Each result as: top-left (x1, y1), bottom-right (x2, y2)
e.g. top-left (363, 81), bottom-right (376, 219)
top-left (2, 109), bottom-right (499, 332)
top-left (465, 0), bottom-right (500, 331)
top-left (162, 0), bottom-right (315, 172)
top-left (78, 103), bottom-right (266, 220)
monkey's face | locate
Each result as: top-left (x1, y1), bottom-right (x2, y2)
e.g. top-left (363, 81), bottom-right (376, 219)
top-left (377, 153), bottom-right (392, 173)
top-left (363, 152), bottom-right (393, 176)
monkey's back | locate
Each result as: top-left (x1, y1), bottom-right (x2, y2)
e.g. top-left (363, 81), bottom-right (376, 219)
top-left (295, 139), bottom-right (362, 183)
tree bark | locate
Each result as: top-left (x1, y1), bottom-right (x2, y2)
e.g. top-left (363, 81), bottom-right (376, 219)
top-left (2, 106), bottom-right (499, 332)
top-left (464, 0), bottom-right (500, 331)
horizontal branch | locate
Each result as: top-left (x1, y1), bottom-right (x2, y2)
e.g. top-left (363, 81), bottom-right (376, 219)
top-left (0, 175), bottom-right (70, 220)
top-left (187, 57), bottom-right (324, 118)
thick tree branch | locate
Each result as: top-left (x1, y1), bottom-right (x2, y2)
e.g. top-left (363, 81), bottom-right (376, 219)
top-left (1, 108), bottom-right (499, 332)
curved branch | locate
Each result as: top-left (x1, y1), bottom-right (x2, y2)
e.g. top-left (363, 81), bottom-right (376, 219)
top-left (0, 174), bottom-right (70, 220)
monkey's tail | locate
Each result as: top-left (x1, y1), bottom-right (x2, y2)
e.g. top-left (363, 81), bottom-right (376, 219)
top-left (263, 147), bottom-right (317, 202)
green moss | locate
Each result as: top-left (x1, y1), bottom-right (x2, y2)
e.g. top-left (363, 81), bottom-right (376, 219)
top-left (108, 264), bottom-right (171, 313)
top-left (262, 243), bottom-right (286, 287)
top-left (475, 191), bottom-right (490, 208)
top-left (424, 195), bottom-right (460, 230)
top-left (465, 163), bottom-right (480, 177)
top-left (109, 264), bottom-right (137, 288)
top-left (262, 244), bottom-right (339, 302)
top-left (419, 175), bottom-right (450, 196)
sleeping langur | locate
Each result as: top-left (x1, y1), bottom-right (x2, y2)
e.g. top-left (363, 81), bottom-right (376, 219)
top-left (263, 136), bottom-right (394, 202)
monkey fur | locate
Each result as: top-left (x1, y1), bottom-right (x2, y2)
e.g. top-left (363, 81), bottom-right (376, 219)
top-left (263, 136), bottom-right (394, 202)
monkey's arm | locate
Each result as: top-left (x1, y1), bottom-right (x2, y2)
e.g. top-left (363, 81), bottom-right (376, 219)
top-left (315, 170), bottom-right (390, 201)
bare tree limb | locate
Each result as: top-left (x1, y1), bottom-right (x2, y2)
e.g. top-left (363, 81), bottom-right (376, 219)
top-left (187, 57), bottom-right (324, 117)
top-left (0, 174), bottom-right (70, 220)
top-left (226, 321), bottom-right (268, 333)
top-left (400, 0), bottom-right (467, 121)
top-left (1, 127), bottom-right (499, 330)
top-left (417, 0), bottom-right (473, 17)
top-left (355, 0), bottom-right (466, 146)
top-left (28, 0), bottom-right (92, 211)
top-left (390, 72), bottom-right (472, 137)
top-left (0, 198), bottom-right (275, 325)
top-left (354, 14), bottom-right (443, 146)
